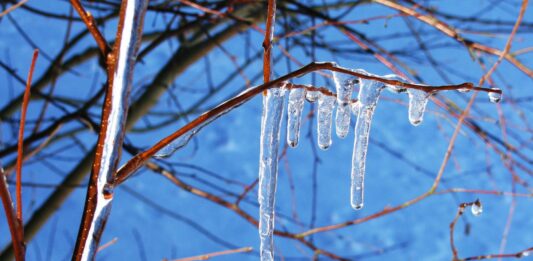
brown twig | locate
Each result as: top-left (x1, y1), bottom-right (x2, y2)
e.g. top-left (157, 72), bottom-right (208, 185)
top-left (115, 62), bottom-right (498, 184)
top-left (0, 168), bottom-right (25, 261)
top-left (462, 247), bottom-right (533, 260)
top-left (374, 0), bottom-right (533, 78)
top-left (172, 246), bottom-right (253, 261)
top-left (70, 0), bottom-right (110, 55)
top-left (450, 200), bottom-right (481, 260)
top-left (0, 0), bottom-right (28, 17)
top-left (16, 49), bottom-right (38, 226)
top-left (480, 0), bottom-right (529, 83)
top-left (263, 0), bottom-right (276, 83)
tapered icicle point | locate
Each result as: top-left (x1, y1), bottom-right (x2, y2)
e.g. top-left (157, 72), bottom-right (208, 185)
top-left (407, 89), bottom-right (430, 126)
top-left (333, 71), bottom-right (357, 138)
top-left (287, 88), bottom-right (306, 148)
top-left (317, 93), bottom-right (336, 150)
top-left (258, 85), bottom-right (286, 261)
top-left (351, 69), bottom-right (384, 210)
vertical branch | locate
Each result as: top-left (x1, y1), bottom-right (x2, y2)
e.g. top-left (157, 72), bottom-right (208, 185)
top-left (0, 168), bottom-right (25, 260)
top-left (262, 0), bottom-right (277, 83)
top-left (15, 48), bottom-right (38, 233)
top-left (72, 0), bottom-right (149, 260)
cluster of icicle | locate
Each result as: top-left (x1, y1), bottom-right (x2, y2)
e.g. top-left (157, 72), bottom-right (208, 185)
top-left (257, 68), bottom-right (501, 261)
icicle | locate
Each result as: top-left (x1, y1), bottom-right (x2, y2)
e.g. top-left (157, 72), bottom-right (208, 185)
top-left (471, 199), bottom-right (483, 216)
top-left (287, 88), bottom-right (306, 148)
top-left (407, 89), bottom-right (430, 126)
top-left (333, 71), bottom-right (357, 138)
top-left (258, 86), bottom-right (286, 261)
top-left (317, 93), bottom-right (336, 150)
top-left (350, 70), bottom-right (385, 210)
top-left (383, 74), bottom-right (407, 93)
top-left (488, 89), bottom-right (502, 103)
top-left (305, 89), bottom-right (320, 103)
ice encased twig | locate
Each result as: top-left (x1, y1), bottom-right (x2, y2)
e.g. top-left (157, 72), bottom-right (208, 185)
top-left (351, 69), bottom-right (385, 210)
top-left (258, 86), bottom-right (286, 261)
top-left (287, 88), bottom-right (306, 147)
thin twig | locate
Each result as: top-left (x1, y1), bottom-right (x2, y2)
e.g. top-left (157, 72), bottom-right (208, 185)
top-left (69, 0), bottom-right (110, 55)
top-left (0, 0), bottom-right (28, 17)
top-left (0, 167), bottom-right (25, 261)
top-left (172, 247), bottom-right (253, 261)
top-left (16, 49), bottom-right (39, 225)
top-left (263, 0), bottom-right (276, 83)
top-left (115, 62), bottom-right (498, 184)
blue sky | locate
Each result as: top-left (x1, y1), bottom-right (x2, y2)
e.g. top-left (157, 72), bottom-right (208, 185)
top-left (0, 1), bottom-right (532, 260)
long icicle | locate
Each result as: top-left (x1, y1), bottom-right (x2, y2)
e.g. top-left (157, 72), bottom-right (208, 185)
top-left (258, 84), bottom-right (286, 261)
top-left (351, 70), bottom-right (384, 210)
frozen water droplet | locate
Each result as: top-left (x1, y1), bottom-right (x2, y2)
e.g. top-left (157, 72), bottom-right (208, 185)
top-left (458, 88), bottom-right (470, 93)
top-left (258, 86), bottom-right (286, 261)
top-left (317, 93), bottom-right (336, 150)
top-left (287, 88), bottom-right (306, 148)
top-left (488, 90), bottom-right (502, 103)
top-left (383, 74), bottom-right (407, 93)
top-left (350, 71), bottom-right (385, 210)
top-left (102, 184), bottom-right (114, 199)
top-left (333, 71), bottom-right (357, 138)
top-left (305, 89), bottom-right (320, 103)
top-left (521, 251), bottom-right (530, 257)
top-left (407, 89), bottom-right (430, 126)
top-left (471, 200), bottom-right (482, 216)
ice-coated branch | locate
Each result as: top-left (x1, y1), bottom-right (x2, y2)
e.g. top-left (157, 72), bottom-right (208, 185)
top-left (72, 1), bottom-right (149, 260)
top-left (115, 62), bottom-right (500, 184)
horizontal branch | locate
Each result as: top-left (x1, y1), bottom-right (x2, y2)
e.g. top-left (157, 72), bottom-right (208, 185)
top-left (115, 62), bottom-right (498, 184)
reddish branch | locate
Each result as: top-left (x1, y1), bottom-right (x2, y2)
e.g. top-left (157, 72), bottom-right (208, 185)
top-left (69, 0), bottom-right (110, 55)
top-left (449, 200), bottom-right (481, 260)
top-left (374, 0), bottom-right (533, 78)
top-left (115, 62), bottom-right (498, 184)
top-left (15, 48), bottom-right (38, 233)
top-left (262, 0), bottom-right (276, 83)
top-left (0, 168), bottom-right (25, 260)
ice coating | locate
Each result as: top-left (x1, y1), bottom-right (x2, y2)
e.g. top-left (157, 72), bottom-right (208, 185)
top-left (383, 74), bottom-right (407, 93)
top-left (407, 89), bottom-right (431, 126)
top-left (305, 89), bottom-right (320, 103)
top-left (333, 71), bottom-right (357, 138)
top-left (287, 88), bottom-right (306, 147)
top-left (258, 87), bottom-right (285, 261)
top-left (317, 93), bottom-right (336, 150)
top-left (78, 1), bottom-right (150, 260)
top-left (488, 89), bottom-right (502, 103)
top-left (351, 71), bottom-right (385, 210)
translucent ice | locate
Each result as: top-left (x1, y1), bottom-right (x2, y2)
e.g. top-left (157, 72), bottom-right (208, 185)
top-left (333, 71), bottom-right (357, 138)
top-left (407, 89), bottom-right (430, 126)
top-left (317, 93), bottom-right (336, 150)
top-left (351, 71), bottom-right (385, 210)
top-left (287, 88), bottom-right (306, 147)
top-left (258, 87), bottom-right (286, 261)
